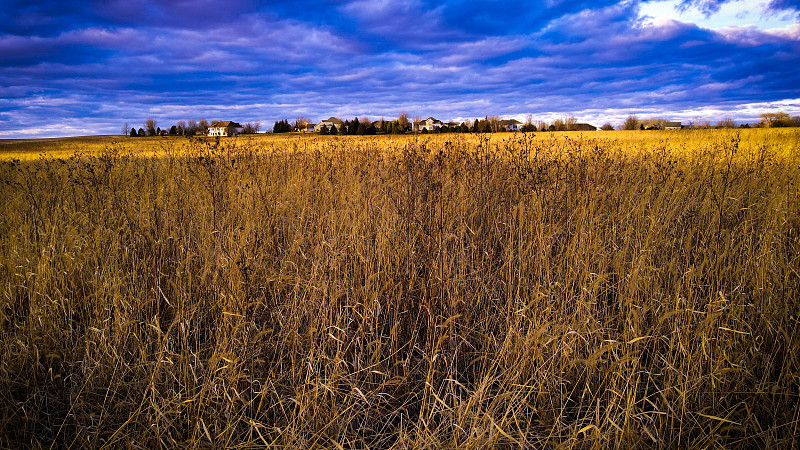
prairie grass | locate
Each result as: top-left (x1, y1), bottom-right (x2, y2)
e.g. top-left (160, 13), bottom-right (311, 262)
top-left (0, 129), bottom-right (798, 447)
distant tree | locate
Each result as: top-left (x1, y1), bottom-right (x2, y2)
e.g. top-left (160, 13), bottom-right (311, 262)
top-left (273, 120), bottom-right (292, 133)
top-left (690, 117), bottom-right (710, 129)
top-left (169, 125), bottom-right (177, 135)
top-left (329, 124), bottom-right (338, 135)
top-left (253, 121), bottom-right (261, 133)
top-left (521, 115), bottom-right (536, 132)
top-left (739, 123), bottom-right (751, 128)
top-left (144, 117), bottom-right (157, 136)
top-left (319, 124), bottom-right (329, 135)
top-left (156, 127), bottom-right (161, 136)
top-left (600, 123), bottom-right (614, 131)
top-left (122, 121), bottom-right (129, 137)
top-left (176, 120), bottom-right (186, 136)
top-left (242, 123), bottom-right (255, 134)
top-left (621, 114), bottom-right (639, 130)
top-left (564, 114), bottom-right (578, 131)
top-left (397, 111), bottom-right (410, 133)
top-left (225, 123), bottom-right (239, 136)
top-left (198, 119), bottom-right (209, 136)
top-left (130, 127), bottom-right (137, 137)
top-left (716, 117), bottom-right (736, 128)
top-left (137, 127), bottom-right (145, 137)
top-left (186, 119), bottom-right (196, 136)
top-left (758, 111), bottom-right (795, 127)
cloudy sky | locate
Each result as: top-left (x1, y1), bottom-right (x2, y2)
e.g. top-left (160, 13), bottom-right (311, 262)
top-left (1, 0), bottom-right (799, 137)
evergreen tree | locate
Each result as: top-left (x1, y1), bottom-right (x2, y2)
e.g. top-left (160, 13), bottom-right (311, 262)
top-left (329, 124), bottom-right (337, 135)
top-left (138, 128), bottom-right (145, 136)
top-left (319, 124), bottom-right (329, 135)
top-left (130, 127), bottom-right (137, 137)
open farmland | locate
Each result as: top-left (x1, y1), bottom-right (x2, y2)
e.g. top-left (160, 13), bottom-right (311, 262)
top-left (1, 129), bottom-right (798, 447)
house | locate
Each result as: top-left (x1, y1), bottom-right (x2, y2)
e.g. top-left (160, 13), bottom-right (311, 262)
top-left (208, 121), bottom-right (243, 136)
top-left (413, 117), bottom-right (443, 132)
top-left (317, 117), bottom-right (344, 131)
top-left (500, 119), bottom-right (523, 131)
top-left (664, 122), bottom-right (681, 130)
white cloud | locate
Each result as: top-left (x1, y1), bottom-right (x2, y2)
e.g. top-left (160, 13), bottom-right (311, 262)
top-left (639, 0), bottom-right (799, 30)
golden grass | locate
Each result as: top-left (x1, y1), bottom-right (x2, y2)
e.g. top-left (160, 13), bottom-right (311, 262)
top-left (1, 129), bottom-right (798, 447)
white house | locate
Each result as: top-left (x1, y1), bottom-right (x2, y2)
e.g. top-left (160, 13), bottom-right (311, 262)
top-left (500, 119), bottom-right (523, 131)
top-left (317, 117), bottom-right (344, 132)
top-left (208, 121), bottom-right (244, 137)
top-left (413, 117), bottom-right (443, 132)
top-left (664, 122), bottom-right (681, 130)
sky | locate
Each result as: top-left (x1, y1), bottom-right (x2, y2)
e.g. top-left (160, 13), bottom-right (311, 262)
top-left (1, 0), bottom-right (799, 137)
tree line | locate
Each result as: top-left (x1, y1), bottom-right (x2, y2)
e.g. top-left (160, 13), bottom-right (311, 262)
top-left (124, 118), bottom-right (261, 137)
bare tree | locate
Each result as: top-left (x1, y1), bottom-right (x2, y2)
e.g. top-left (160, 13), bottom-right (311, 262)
top-left (716, 117), bottom-right (736, 128)
top-left (564, 114), bottom-right (578, 131)
top-left (144, 117), bottom-right (158, 136)
top-left (122, 121), bottom-right (129, 137)
top-left (621, 114), bottom-right (639, 130)
top-left (691, 117), bottom-right (710, 129)
top-left (253, 121), bottom-right (261, 133)
top-left (397, 111), bottom-right (410, 132)
top-left (758, 112), bottom-right (790, 127)
top-left (176, 120), bottom-right (186, 136)
top-left (198, 119), bottom-right (209, 136)
top-left (600, 123), bottom-right (615, 131)
top-left (187, 119), bottom-right (197, 136)
top-left (293, 117), bottom-right (311, 132)
top-left (486, 115), bottom-right (501, 133)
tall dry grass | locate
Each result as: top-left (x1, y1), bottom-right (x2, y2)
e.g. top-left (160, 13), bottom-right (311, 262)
top-left (0, 130), bottom-right (798, 447)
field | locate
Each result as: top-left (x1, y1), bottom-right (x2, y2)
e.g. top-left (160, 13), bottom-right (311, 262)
top-left (1, 129), bottom-right (798, 447)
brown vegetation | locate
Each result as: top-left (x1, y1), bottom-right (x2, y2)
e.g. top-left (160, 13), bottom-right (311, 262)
top-left (1, 130), bottom-right (798, 447)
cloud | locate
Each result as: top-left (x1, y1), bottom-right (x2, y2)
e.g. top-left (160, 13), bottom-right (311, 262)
top-left (1, 0), bottom-right (799, 137)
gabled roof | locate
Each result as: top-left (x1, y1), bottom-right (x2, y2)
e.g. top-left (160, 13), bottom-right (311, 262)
top-left (500, 119), bottom-right (522, 125)
top-left (321, 117), bottom-right (344, 125)
top-left (210, 121), bottom-right (242, 128)
top-left (665, 122), bottom-right (681, 127)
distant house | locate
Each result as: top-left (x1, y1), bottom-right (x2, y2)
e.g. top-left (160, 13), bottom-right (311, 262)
top-left (208, 121), bottom-right (243, 136)
top-left (500, 119), bottom-right (523, 131)
top-left (317, 117), bottom-right (344, 131)
top-left (413, 117), bottom-right (443, 132)
top-left (664, 122), bottom-right (681, 130)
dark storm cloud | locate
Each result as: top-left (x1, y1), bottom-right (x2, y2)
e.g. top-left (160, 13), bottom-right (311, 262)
top-left (1, 0), bottom-right (798, 137)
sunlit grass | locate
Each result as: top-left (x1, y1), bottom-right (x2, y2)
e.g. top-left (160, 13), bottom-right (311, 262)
top-left (1, 129), bottom-right (798, 447)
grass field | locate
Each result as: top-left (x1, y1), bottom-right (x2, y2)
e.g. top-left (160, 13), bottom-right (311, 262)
top-left (1, 129), bottom-right (798, 447)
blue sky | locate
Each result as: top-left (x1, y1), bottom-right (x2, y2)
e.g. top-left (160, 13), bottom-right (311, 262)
top-left (1, 0), bottom-right (799, 137)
